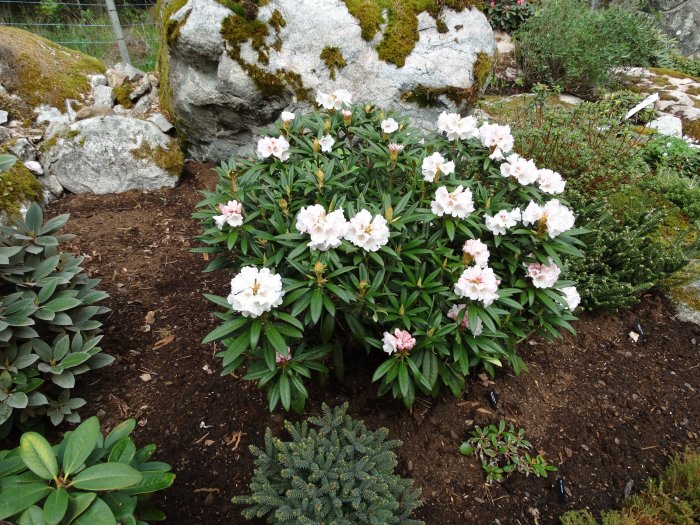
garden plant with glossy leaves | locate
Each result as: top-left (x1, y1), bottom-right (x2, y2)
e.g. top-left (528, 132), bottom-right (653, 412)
top-left (195, 91), bottom-right (584, 412)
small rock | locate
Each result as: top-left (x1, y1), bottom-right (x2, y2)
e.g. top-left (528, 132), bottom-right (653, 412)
top-left (450, 430), bottom-right (459, 439)
top-left (113, 62), bottom-right (145, 82)
top-left (37, 174), bottom-right (63, 197)
top-left (559, 94), bottom-right (583, 105)
top-left (624, 479), bottom-right (634, 498)
top-left (105, 68), bottom-right (129, 87)
top-left (35, 105), bottom-right (71, 138)
top-left (0, 126), bottom-right (11, 143)
top-left (130, 80), bottom-right (150, 101)
top-left (564, 447), bottom-right (573, 458)
top-left (93, 85), bottom-right (114, 107)
top-left (23, 160), bottom-right (43, 176)
top-left (146, 73), bottom-right (159, 88)
top-left (0, 109), bottom-right (7, 125)
top-left (632, 393), bottom-right (640, 401)
top-left (75, 105), bottom-right (114, 121)
top-left (9, 138), bottom-right (36, 162)
top-left (148, 113), bottom-right (174, 133)
top-left (581, 444), bottom-right (590, 452)
top-left (614, 437), bottom-right (620, 445)
top-left (113, 104), bottom-right (128, 116)
top-left (649, 114), bottom-right (683, 138)
top-left (407, 460), bottom-right (413, 471)
top-left (90, 74), bottom-right (108, 87)
top-left (132, 93), bottom-right (154, 116)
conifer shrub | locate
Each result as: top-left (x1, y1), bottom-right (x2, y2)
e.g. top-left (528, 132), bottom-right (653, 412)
top-left (233, 403), bottom-right (423, 525)
top-left (0, 203), bottom-right (111, 437)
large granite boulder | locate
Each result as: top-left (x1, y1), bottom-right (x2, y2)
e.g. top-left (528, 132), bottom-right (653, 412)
top-left (159, 0), bottom-right (497, 161)
top-left (41, 116), bottom-right (184, 194)
top-left (647, 0), bottom-right (700, 56)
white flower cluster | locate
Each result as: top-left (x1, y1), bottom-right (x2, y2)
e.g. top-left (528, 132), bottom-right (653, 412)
top-left (526, 258), bottom-right (561, 289)
top-left (522, 199), bottom-right (576, 238)
top-left (319, 134), bottom-right (334, 152)
top-left (213, 200), bottom-right (244, 230)
top-left (500, 154), bottom-right (539, 185)
top-left (430, 186), bottom-right (475, 219)
top-left (447, 304), bottom-right (484, 336)
top-left (280, 111), bottom-right (295, 123)
top-left (454, 265), bottom-right (501, 307)
top-left (462, 239), bottom-right (490, 268)
top-left (228, 266), bottom-right (285, 317)
top-left (437, 111), bottom-right (479, 141)
top-left (296, 205), bottom-right (390, 252)
top-left (381, 118), bottom-right (399, 134)
top-left (479, 122), bottom-right (514, 161)
top-left (561, 286), bottom-right (581, 310)
top-left (537, 168), bottom-right (566, 194)
top-left (422, 152), bottom-right (455, 182)
top-left (484, 208), bottom-right (522, 236)
top-left (257, 135), bottom-right (290, 162)
top-left (382, 329), bottom-right (416, 355)
top-left (316, 89), bottom-right (353, 110)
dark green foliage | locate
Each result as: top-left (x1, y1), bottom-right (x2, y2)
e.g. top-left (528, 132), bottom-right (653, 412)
top-left (486, 0), bottom-right (535, 32)
top-left (0, 204), bottom-right (111, 437)
top-left (641, 135), bottom-right (700, 179)
top-left (233, 403), bottom-right (424, 524)
top-left (0, 416), bottom-right (175, 524)
top-left (564, 200), bottom-right (698, 311)
top-left (514, 0), bottom-right (669, 96)
top-left (640, 169), bottom-right (700, 222)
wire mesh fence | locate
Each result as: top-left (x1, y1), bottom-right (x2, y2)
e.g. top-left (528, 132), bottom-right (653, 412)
top-left (0, 0), bottom-right (160, 72)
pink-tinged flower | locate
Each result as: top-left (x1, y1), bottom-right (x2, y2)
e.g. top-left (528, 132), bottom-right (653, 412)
top-left (454, 265), bottom-right (500, 307)
top-left (484, 208), bottom-right (521, 236)
top-left (213, 200), bottom-right (244, 230)
top-left (463, 239), bottom-right (490, 268)
top-left (521, 199), bottom-right (575, 238)
top-left (316, 89), bottom-right (353, 110)
top-left (505, 4), bottom-right (510, 10)
top-left (341, 109), bottom-right (353, 124)
top-left (227, 266), bottom-right (285, 318)
top-left (437, 111), bottom-right (479, 141)
top-left (422, 152), bottom-right (455, 182)
top-left (319, 134), bottom-right (335, 153)
top-left (381, 118), bottom-right (399, 133)
top-left (345, 209), bottom-right (390, 252)
top-left (430, 185), bottom-right (475, 219)
top-left (276, 347), bottom-right (292, 364)
top-left (257, 135), bottom-right (290, 162)
top-left (537, 168), bottom-right (566, 194)
top-left (479, 123), bottom-right (514, 160)
top-left (500, 154), bottom-right (539, 185)
top-left (295, 204), bottom-right (348, 251)
top-left (382, 329), bottom-right (416, 355)
top-left (447, 304), bottom-right (484, 336)
top-left (490, 1), bottom-right (495, 7)
top-left (561, 286), bottom-right (581, 310)
top-left (526, 258), bottom-right (561, 288)
top-left (388, 143), bottom-right (404, 161)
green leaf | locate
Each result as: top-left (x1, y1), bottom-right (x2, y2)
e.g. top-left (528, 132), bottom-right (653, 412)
top-left (42, 297), bottom-right (82, 313)
top-left (0, 483), bottom-right (52, 520)
top-left (25, 204), bottom-right (43, 233)
top-left (202, 318), bottom-right (248, 344)
top-left (279, 373), bottom-right (291, 411)
top-left (63, 416), bottom-right (101, 477)
top-left (263, 323), bottom-right (287, 354)
top-left (398, 361), bottom-right (409, 398)
top-left (71, 497), bottom-right (116, 525)
top-left (310, 289), bottom-right (323, 324)
top-left (0, 154), bottom-right (17, 173)
top-left (104, 419), bottom-right (136, 450)
top-left (63, 492), bottom-right (96, 524)
top-left (43, 488), bottom-right (68, 525)
top-left (19, 505), bottom-right (46, 525)
top-left (120, 471), bottom-right (175, 495)
top-left (71, 463), bottom-right (142, 491)
top-left (107, 438), bottom-right (136, 464)
top-left (59, 353), bottom-right (92, 370)
top-left (371, 358), bottom-right (396, 382)
top-left (20, 433), bottom-right (58, 480)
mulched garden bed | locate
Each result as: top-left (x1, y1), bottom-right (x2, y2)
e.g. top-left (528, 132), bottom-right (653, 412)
top-left (14, 162), bottom-right (698, 524)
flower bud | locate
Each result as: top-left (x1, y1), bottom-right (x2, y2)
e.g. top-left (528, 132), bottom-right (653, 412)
top-left (315, 168), bottom-right (325, 189)
top-left (324, 120), bottom-right (331, 133)
top-left (279, 198), bottom-right (288, 212)
top-left (312, 138), bottom-right (320, 152)
top-left (341, 109), bottom-right (352, 125)
top-left (385, 206), bottom-right (393, 222)
top-left (364, 103), bottom-right (372, 114)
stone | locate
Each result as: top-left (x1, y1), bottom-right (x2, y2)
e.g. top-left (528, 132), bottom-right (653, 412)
top-left (146, 73), bottom-right (160, 89)
top-left (93, 85), bottom-right (114, 107)
top-left (129, 80), bottom-right (151, 101)
top-left (148, 113), bottom-right (175, 133)
top-left (90, 74), bottom-right (108, 87)
top-left (37, 174), bottom-right (63, 197)
top-left (113, 62), bottom-right (145, 82)
top-left (0, 110), bottom-right (7, 125)
top-left (132, 93), bottom-right (154, 116)
top-left (648, 0), bottom-right (700, 56)
top-left (649, 114), bottom-right (683, 138)
top-left (41, 116), bottom-right (183, 194)
top-left (0, 126), bottom-right (10, 143)
top-left (559, 94), bottom-right (583, 105)
top-left (35, 105), bottom-right (71, 138)
top-left (9, 138), bottom-right (36, 162)
top-left (113, 104), bottom-right (128, 115)
top-left (75, 105), bottom-right (115, 121)
top-left (161, 0), bottom-right (497, 161)
top-left (105, 68), bottom-right (129, 87)
top-left (23, 160), bottom-right (43, 176)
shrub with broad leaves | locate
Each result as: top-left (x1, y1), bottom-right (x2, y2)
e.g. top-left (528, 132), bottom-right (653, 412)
top-left (0, 203), bottom-right (111, 436)
top-left (0, 416), bottom-right (175, 524)
top-left (195, 92), bottom-right (583, 411)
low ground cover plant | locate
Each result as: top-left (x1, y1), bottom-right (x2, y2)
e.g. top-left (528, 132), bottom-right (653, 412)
top-left (233, 403), bottom-right (423, 524)
top-left (0, 203), bottom-right (112, 437)
top-left (0, 416), bottom-right (175, 524)
top-left (561, 448), bottom-right (699, 524)
top-left (195, 91), bottom-right (583, 411)
top-left (459, 420), bottom-right (556, 484)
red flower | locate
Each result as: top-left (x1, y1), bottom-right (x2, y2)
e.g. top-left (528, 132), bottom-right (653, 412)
top-left (490, 1), bottom-right (495, 6)
top-left (505, 4), bottom-right (510, 10)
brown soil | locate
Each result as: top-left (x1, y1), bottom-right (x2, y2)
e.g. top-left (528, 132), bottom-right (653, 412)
top-left (13, 163), bottom-right (700, 525)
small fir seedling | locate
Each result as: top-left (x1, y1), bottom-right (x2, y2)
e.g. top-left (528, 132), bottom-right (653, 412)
top-left (459, 420), bottom-right (556, 484)
top-left (233, 403), bottom-right (424, 524)
top-left (0, 416), bottom-right (175, 524)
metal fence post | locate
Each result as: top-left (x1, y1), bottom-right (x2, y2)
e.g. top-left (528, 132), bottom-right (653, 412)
top-left (104, 0), bottom-right (131, 65)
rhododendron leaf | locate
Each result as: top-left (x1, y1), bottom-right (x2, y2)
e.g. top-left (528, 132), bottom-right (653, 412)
top-left (274, 312), bottom-right (303, 331)
top-left (371, 359), bottom-right (396, 383)
top-left (279, 374), bottom-right (291, 411)
top-left (202, 318), bottom-right (248, 344)
top-left (249, 319), bottom-right (261, 349)
top-left (263, 324), bottom-right (286, 355)
top-left (202, 294), bottom-right (231, 309)
top-left (398, 362), bottom-right (409, 398)
top-left (309, 290), bottom-right (323, 325)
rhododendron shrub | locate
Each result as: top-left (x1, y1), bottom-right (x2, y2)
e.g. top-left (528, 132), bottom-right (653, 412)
top-left (195, 101), bottom-right (583, 411)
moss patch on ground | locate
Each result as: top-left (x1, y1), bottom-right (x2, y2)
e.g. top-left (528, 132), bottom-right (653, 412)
top-left (648, 67), bottom-right (700, 83)
top-left (560, 448), bottom-right (700, 525)
top-left (132, 141), bottom-right (184, 178)
top-left (0, 26), bottom-right (104, 110)
top-left (0, 159), bottom-right (41, 218)
top-left (684, 119), bottom-right (700, 141)
top-left (343, 0), bottom-right (483, 67)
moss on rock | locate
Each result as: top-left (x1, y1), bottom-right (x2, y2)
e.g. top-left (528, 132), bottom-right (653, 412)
top-left (0, 26), bottom-right (104, 110)
top-left (131, 141), bottom-right (184, 178)
top-left (0, 159), bottom-right (41, 219)
top-left (113, 83), bottom-right (135, 109)
top-left (683, 119), bottom-right (700, 141)
top-left (320, 46), bottom-right (347, 81)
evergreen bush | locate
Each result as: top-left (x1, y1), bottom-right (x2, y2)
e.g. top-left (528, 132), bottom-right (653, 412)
top-left (233, 403), bottom-right (423, 525)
